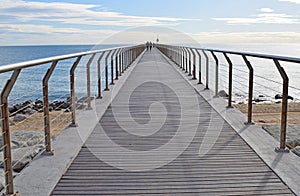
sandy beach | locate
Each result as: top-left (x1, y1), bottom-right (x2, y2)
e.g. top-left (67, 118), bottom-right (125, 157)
top-left (234, 102), bottom-right (300, 126)
top-left (10, 111), bottom-right (71, 137)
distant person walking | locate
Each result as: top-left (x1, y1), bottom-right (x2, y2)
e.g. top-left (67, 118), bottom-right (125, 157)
top-left (146, 41), bottom-right (150, 51)
top-left (149, 42), bottom-right (152, 51)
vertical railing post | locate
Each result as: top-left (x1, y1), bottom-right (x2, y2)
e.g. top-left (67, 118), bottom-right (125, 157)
top-left (274, 59), bottom-right (289, 151)
top-left (176, 47), bottom-right (180, 66)
top-left (124, 51), bottom-right (127, 71)
top-left (202, 50), bottom-right (209, 89)
top-left (1, 69), bottom-right (21, 195)
top-left (43, 61), bottom-right (58, 154)
top-left (86, 54), bottom-right (96, 109)
top-left (121, 49), bottom-right (125, 73)
top-left (115, 48), bottom-right (121, 80)
top-left (191, 48), bottom-right (197, 80)
top-left (70, 56), bottom-right (82, 126)
top-left (210, 51), bottom-right (219, 97)
top-left (120, 49), bottom-right (124, 75)
top-left (223, 53), bottom-right (233, 108)
top-left (242, 55), bottom-right (254, 125)
top-left (187, 48), bottom-right (192, 76)
top-left (195, 49), bottom-right (202, 84)
top-left (104, 50), bottom-right (112, 91)
top-left (184, 48), bottom-right (188, 73)
top-left (110, 49), bottom-right (117, 85)
top-left (97, 52), bottom-right (106, 99)
top-left (180, 47), bottom-right (184, 70)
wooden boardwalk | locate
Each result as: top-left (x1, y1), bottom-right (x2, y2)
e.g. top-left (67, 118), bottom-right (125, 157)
top-left (51, 49), bottom-right (294, 195)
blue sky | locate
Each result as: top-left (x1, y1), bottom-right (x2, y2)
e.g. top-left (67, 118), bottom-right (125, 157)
top-left (1, 0), bottom-right (300, 45)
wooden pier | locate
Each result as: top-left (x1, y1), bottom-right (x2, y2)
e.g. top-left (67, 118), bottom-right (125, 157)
top-left (50, 49), bottom-right (294, 195)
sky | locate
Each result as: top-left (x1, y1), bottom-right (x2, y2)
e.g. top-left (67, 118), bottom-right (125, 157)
top-left (1, 0), bottom-right (300, 45)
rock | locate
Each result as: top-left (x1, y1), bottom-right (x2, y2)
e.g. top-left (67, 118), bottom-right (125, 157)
top-left (23, 100), bottom-right (33, 106)
top-left (60, 102), bottom-right (71, 109)
top-left (23, 108), bottom-right (35, 115)
top-left (64, 108), bottom-right (71, 112)
top-left (0, 145), bottom-right (44, 172)
top-left (8, 106), bottom-right (16, 114)
top-left (253, 97), bottom-right (266, 103)
top-left (275, 94), bottom-right (282, 99)
top-left (275, 94), bottom-right (294, 100)
top-left (34, 99), bottom-right (43, 105)
top-left (0, 131), bottom-right (45, 174)
top-left (291, 146), bottom-right (300, 156)
top-left (13, 114), bottom-right (26, 122)
top-left (0, 130), bottom-right (44, 150)
top-left (218, 90), bottom-right (228, 98)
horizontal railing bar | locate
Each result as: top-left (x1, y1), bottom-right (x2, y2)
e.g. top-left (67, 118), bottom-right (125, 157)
top-left (160, 44), bottom-right (300, 64)
top-left (0, 45), bottom-right (140, 74)
top-left (198, 48), bottom-right (300, 64)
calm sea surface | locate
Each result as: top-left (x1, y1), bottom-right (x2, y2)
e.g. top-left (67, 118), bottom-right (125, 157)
top-left (0, 44), bottom-right (299, 105)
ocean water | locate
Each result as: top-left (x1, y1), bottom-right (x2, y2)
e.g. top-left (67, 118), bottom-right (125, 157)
top-left (0, 45), bottom-right (121, 105)
top-left (0, 43), bottom-right (299, 105)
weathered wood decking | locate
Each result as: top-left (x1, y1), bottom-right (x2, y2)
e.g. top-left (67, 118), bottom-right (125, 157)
top-left (51, 49), bottom-right (294, 195)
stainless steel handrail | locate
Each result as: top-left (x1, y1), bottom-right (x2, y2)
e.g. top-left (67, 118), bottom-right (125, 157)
top-left (0, 45), bottom-right (133, 74)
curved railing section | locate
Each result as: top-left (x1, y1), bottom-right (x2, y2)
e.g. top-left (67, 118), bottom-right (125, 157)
top-left (157, 44), bottom-right (300, 153)
top-left (0, 44), bottom-right (144, 195)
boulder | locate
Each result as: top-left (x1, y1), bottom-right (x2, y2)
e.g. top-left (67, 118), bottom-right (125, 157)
top-left (0, 131), bottom-right (44, 174)
top-left (218, 90), bottom-right (228, 98)
top-left (13, 114), bottom-right (26, 122)
top-left (275, 94), bottom-right (294, 100)
top-left (0, 145), bottom-right (44, 172)
top-left (0, 130), bottom-right (44, 150)
top-left (34, 99), bottom-right (43, 105)
top-left (23, 108), bottom-right (35, 115)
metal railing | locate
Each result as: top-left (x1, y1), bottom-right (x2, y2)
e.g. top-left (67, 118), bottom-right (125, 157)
top-left (0, 44), bottom-right (145, 195)
top-left (157, 44), bottom-right (300, 153)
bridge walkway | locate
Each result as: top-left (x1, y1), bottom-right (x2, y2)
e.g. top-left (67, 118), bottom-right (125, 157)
top-left (51, 48), bottom-right (294, 195)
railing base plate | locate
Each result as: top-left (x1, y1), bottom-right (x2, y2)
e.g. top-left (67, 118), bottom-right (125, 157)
top-left (3, 191), bottom-right (21, 196)
top-left (69, 123), bottom-right (78, 127)
top-left (244, 122), bottom-right (255, 125)
top-left (43, 150), bottom-right (54, 156)
top-left (275, 147), bottom-right (290, 153)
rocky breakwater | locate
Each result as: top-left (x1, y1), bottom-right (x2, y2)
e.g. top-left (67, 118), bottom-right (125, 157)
top-left (8, 98), bottom-right (73, 116)
top-left (0, 131), bottom-right (44, 191)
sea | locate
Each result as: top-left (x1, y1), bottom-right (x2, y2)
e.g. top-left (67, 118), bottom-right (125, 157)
top-left (0, 43), bottom-right (299, 105)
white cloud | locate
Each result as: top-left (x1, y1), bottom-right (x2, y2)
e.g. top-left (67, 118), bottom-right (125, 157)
top-left (0, 0), bottom-right (198, 27)
top-left (259, 8), bottom-right (274, 13)
top-left (278, 0), bottom-right (300, 4)
top-left (213, 13), bottom-right (300, 24)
